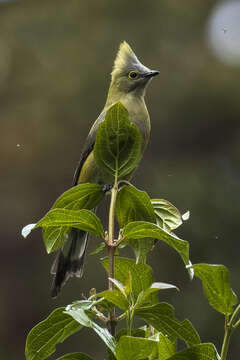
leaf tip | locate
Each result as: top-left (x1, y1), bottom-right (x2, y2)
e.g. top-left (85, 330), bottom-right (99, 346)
top-left (21, 223), bottom-right (37, 238)
top-left (186, 261), bottom-right (194, 280)
top-left (182, 210), bottom-right (190, 221)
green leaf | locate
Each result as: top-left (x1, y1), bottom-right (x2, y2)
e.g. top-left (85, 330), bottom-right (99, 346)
top-left (89, 242), bottom-right (106, 255)
top-left (69, 298), bottom-right (113, 313)
top-left (136, 282), bottom-right (179, 309)
top-left (42, 226), bottom-right (69, 254)
top-left (51, 183), bottom-right (104, 211)
top-left (115, 336), bottom-right (157, 360)
top-left (25, 308), bottom-right (82, 360)
top-left (151, 282), bottom-right (179, 291)
top-left (193, 263), bottom-right (238, 315)
top-left (41, 184), bottom-right (104, 253)
top-left (21, 223), bottom-right (37, 238)
top-left (66, 299), bottom-right (101, 311)
top-left (158, 333), bottom-right (176, 360)
top-left (116, 185), bottom-right (156, 262)
top-left (116, 185), bottom-right (155, 227)
top-left (94, 102), bottom-right (142, 179)
top-left (115, 328), bottom-right (146, 341)
top-left (97, 289), bottom-right (129, 311)
top-left (109, 278), bottom-right (126, 295)
top-left (101, 257), bottom-right (153, 301)
top-left (182, 210), bottom-right (190, 221)
top-left (125, 272), bottom-right (133, 296)
top-left (37, 209), bottom-right (103, 235)
top-left (122, 221), bottom-right (189, 266)
top-left (21, 184), bottom-right (103, 240)
top-left (56, 353), bottom-right (94, 360)
top-left (36, 209), bottom-right (104, 253)
top-left (135, 302), bottom-right (200, 347)
top-left (167, 343), bottom-right (219, 360)
top-left (151, 199), bottom-right (182, 232)
top-left (65, 303), bottom-right (116, 355)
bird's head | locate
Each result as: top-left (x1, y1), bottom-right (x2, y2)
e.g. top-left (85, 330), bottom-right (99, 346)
top-left (110, 41), bottom-right (159, 95)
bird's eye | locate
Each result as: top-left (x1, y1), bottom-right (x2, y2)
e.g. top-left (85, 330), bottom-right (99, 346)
top-left (128, 70), bottom-right (139, 79)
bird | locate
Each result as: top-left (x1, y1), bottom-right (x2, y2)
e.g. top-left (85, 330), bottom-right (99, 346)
top-left (51, 41), bottom-right (159, 297)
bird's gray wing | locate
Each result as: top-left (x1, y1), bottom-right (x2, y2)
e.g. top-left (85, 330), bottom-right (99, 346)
top-left (72, 110), bottom-right (106, 186)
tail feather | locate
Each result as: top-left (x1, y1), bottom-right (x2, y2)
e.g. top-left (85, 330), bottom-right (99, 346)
top-left (51, 228), bottom-right (88, 298)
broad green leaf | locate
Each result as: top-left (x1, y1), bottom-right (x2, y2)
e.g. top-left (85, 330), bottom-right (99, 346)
top-left (94, 102), bottom-right (142, 179)
top-left (101, 257), bottom-right (153, 301)
top-left (122, 221), bottom-right (189, 266)
top-left (167, 343), bottom-right (219, 360)
top-left (42, 184), bottom-right (103, 253)
top-left (116, 185), bottom-right (156, 262)
top-left (25, 308), bottom-right (82, 360)
top-left (136, 282), bottom-right (179, 309)
top-left (109, 278), bottom-right (126, 295)
top-left (151, 282), bottom-right (179, 291)
top-left (70, 298), bottom-right (113, 313)
top-left (42, 226), bottom-right (69, 254)
top-left (22, 184), bottom-right (103, 240)
top-left (56, 353), bottom-right (94, 360)
top-left (51, 183), bottom-right (104, 211)
top-left (158, 333), bottom-right (176, 360)
top-left (36, 209), bottom-right (104, 253)
top-left (89, 242), bottom-right (106, 256)
top-left (116, 185), bottom-right (156, 227)
top-left (37, 209), bottom-right (103, 235)
top-left (65, 299), bottom-right (101, 311)
top-left (116, 328), bottom-right (146, 341)
top-left (125, 272), bottom-right (133, 296)
top-left (193, 263), bottom-right (238, 315)
top-left (96, 289), bottom-right (129, 311)
top-left (151, 199), bottom-right (182, 232)
top-left (135, 302), bottom-right (200, 347)
top-left (115, 336), bottom-right (157, 360)
top-left (65, 304), bottom-right (116, 354)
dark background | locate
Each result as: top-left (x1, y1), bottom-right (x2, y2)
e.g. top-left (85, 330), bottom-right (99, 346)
top-left (1, 0), bottom-right (240, 358)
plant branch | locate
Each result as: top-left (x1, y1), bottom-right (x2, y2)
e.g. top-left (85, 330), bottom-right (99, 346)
top-left (221, 305), bottom-right (240, 360)
top-left (232, 304), bottom-right (240, 328)
top-left (220, 319), bottom-right (232, 360)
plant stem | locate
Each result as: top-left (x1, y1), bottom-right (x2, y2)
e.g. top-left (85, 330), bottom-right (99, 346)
top-left (107, 179), bottom-right (118, 336)
top-left (108, 246), bottom-right (115, 291)
top-left (108, 247), bottom-right (116, 335)
top-left (126, 310), bottom-right (133, 336)
top-left (231, 304), bottom-right (240, 328)
top-left (220, 320), bottom-right (232, 360)
top-left (108, 180), bottom-right (118, 246)
top-left (220, 305), bottom-right (240, 360)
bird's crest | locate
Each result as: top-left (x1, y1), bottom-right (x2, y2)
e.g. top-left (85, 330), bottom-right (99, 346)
top-left (112, 41), bottom-right (141, 75)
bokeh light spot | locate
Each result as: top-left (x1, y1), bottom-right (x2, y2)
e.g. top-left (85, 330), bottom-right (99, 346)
top-left (207, 1), bottom-right (240, 66)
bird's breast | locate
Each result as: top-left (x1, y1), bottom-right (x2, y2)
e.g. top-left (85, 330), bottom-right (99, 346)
top-left (120, 94), bottom-right (151, 152)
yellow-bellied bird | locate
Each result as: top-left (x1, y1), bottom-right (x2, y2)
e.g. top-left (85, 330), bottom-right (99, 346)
top-left (51, 41), bottom-right (159, 297)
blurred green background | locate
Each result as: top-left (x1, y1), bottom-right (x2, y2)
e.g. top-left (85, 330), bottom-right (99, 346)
top-left (1, 0), bottom-right (240, 358)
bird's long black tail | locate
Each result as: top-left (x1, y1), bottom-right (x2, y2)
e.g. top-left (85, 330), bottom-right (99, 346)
top-left (51, 228), bottom-right (88, 298)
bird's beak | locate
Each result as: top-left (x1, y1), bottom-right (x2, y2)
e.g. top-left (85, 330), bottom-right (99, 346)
top-left (144, 70), bottom-right (160, 78)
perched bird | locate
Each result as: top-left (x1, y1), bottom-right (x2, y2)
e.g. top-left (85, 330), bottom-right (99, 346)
top-left (51, 41), bottom-right (159, 297)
